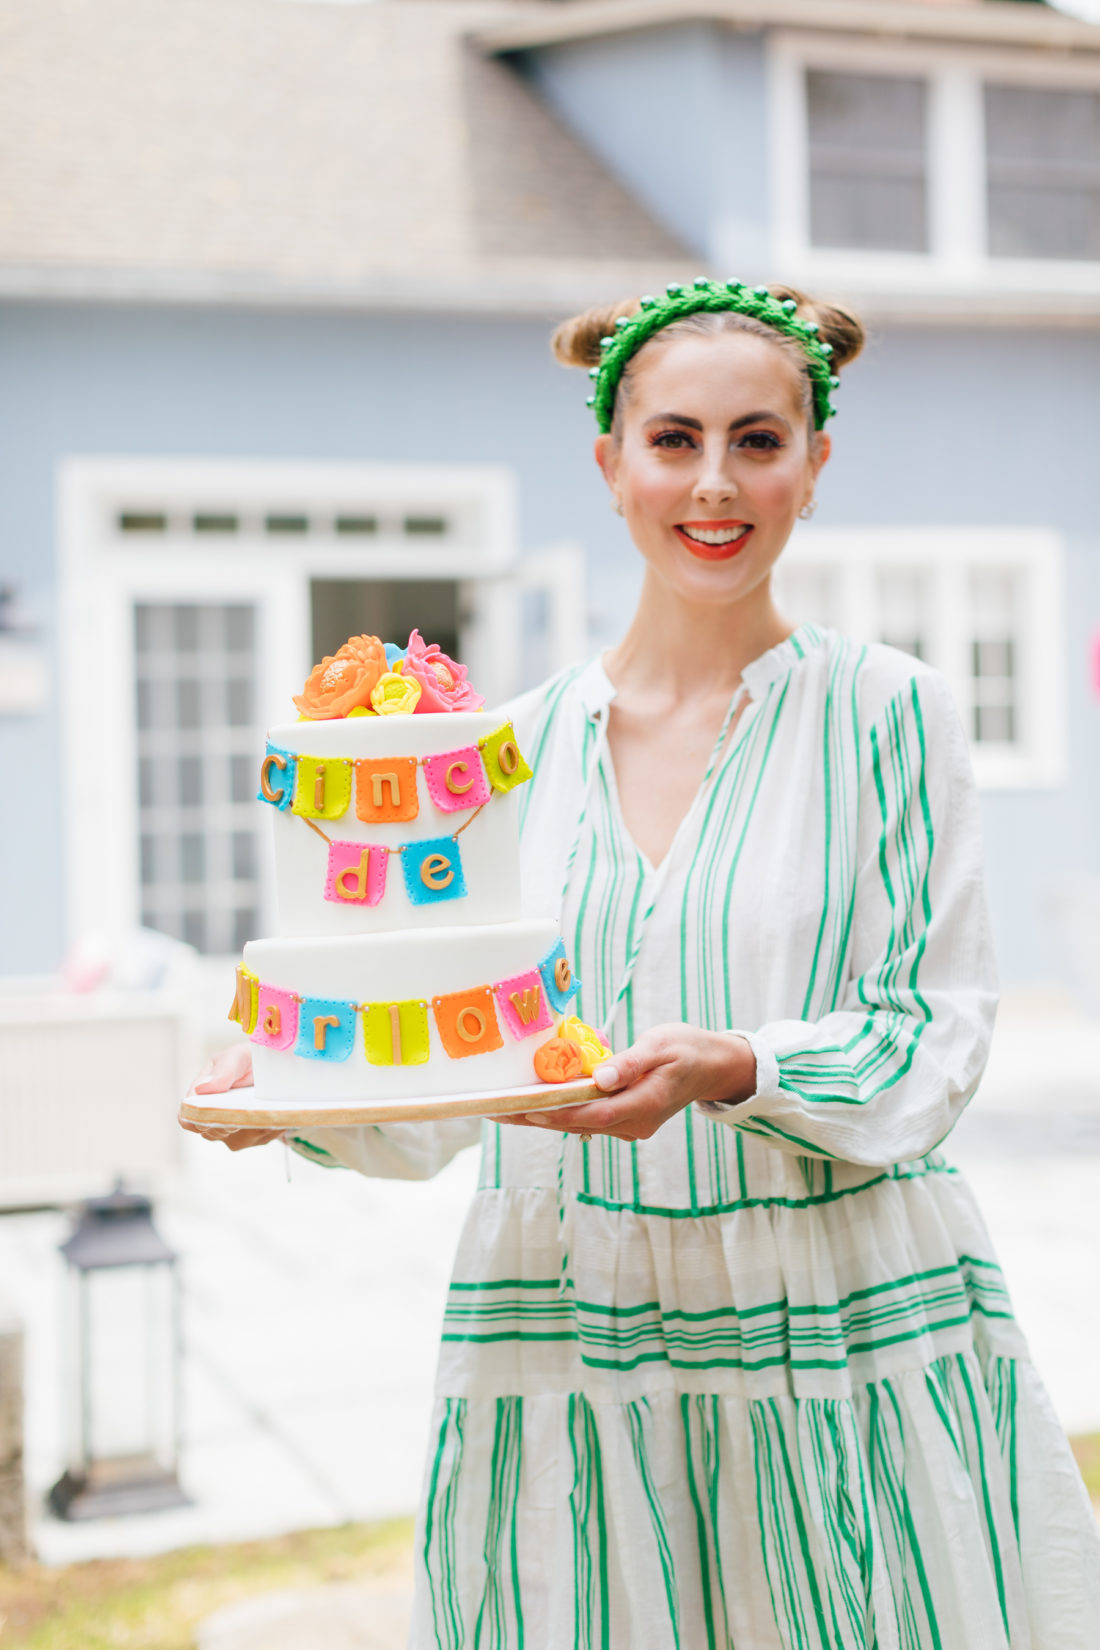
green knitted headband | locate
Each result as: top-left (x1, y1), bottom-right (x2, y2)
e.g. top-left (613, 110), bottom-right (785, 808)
top-left (586, 278), bottom-right (841, 434)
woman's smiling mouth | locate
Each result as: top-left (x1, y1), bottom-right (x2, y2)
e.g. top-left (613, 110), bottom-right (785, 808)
top-left (673, 521), bottom-right (753, 560)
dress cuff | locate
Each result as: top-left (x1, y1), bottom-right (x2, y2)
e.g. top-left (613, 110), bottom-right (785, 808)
top-left (287, 1134), bottom-right (338, 1164)
top-left (695, 1029), bottom-right (781, 1114)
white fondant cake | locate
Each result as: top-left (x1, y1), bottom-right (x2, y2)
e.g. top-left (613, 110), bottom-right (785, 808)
top-left (232, 678), bottom-right (578, 1111)
top-left (246, 920), bottom-right (561, 1102)
top-left (267, 714), bottom-right (521, 938)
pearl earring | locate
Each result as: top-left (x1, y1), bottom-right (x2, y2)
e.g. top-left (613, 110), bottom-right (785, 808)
top-left (611, 497), bottom-right (624, 516)
top-left (799, 499), bottom-right (817, 520)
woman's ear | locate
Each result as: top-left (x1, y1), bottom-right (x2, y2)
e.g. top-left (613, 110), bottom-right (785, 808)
top-left (811, 431), bottom-right (832, 483)
top-left (594, 432), bottom-right (619, 495)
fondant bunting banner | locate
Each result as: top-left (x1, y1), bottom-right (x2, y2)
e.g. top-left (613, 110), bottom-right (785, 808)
top-left (257, 722), bottom-right (531, 822)
top-left (317, 828), bottom-right (469, 910)
top-left (228, 941), bottom-right (581, 1066)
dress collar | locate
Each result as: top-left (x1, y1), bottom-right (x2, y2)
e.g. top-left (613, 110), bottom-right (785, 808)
top-left (576, 621), bottom-right (827, 721)
top-left (741, 621), bottom-right (828, 700)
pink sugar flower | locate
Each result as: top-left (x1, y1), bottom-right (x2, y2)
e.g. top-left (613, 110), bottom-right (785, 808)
top-left (402, 629), bottom-right (485, 713)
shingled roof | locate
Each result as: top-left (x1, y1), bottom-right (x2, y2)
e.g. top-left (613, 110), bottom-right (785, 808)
top-left (4, 0), bottom-right (1096, 315)
top-left (0, 0), bottom-right (687, 312)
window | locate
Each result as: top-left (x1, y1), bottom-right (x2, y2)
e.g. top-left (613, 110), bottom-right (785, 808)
top-left (773, 529), bottom-right (1064, 788)
top-left (773, 36), bottom-right (1100, 285)
top-left (985, 84), bottom-right (1100, 261)
top-left (806, 70), bottom-right (929, 253)
top-left (134, 603), bottom-right (261, 955)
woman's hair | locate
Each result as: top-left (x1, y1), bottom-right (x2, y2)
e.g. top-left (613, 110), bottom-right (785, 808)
top-left (551, 283), bottom-right (865, 436)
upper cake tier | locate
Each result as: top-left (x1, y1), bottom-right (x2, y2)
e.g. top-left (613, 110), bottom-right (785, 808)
top-left (261, 711), bottom-right (528, 939)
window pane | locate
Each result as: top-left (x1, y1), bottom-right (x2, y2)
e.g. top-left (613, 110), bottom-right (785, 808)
top-left (133, 602), bottom-right (262, 955)
top-left (986, 84), bottom-right (1100, 261)
top-left (808, 71), bottom-right (928, 252)
top-left (876, 567), bottom-right (929, 661)
top-left (232, 831), bottom-right (256, 880)
top-left (226, 678), bottom-right (252, 726)
top-left (969, 570), bottom-right (1019, 745)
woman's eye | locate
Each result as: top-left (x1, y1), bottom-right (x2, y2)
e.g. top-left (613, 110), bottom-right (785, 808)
top-left (739, 431), bottom-right (782, 451)
top-left (650, 430), bottom-right (696, 450)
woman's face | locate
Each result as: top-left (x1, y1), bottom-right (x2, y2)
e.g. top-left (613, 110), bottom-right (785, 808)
top-left (596, 329), bottom-right (830, 611)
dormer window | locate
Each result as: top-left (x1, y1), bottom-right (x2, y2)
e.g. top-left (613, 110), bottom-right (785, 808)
top-left (774, 35), bottom-right (1100, 287)
top-left (807, 71), bottom-right (929, 254)
top-left (985, 84), bottom-right (1100, 261)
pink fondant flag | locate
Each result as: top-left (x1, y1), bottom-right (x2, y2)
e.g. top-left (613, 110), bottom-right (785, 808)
top-left (324, 841), bottom-right (388, 907)
top-left (252, 985), bottom-right (299, 1051)
top-left (493, 968), bottom-right (553, 1040)
top-left (423, 746), bottom-right (492, 815)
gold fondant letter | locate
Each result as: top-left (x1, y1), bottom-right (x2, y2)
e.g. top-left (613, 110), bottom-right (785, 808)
top-left (456, 1006), bottom-right (486, 1043)
top-left (420, 853), bottom-right (454, 891)
top-left (313, 1013), bottom-right (340, 1052)
top-left (335, 849), bottom-right (371, 902)
top-left (508, 987), bottom-right (542, 1026)
top-left (371, 771), bottom-right (401, 809)
top-left (445, 760), bottom-right (473, 795)
top-left (259, 752), bottom-right (288, 803)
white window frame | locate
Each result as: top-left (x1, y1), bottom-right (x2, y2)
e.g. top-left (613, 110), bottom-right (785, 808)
top-left (58, 457), bottom-right (584, 989)
top-left (769, 31), bottom-right (1100, 298)
top-left (775, 526), bottom-right (1065, 790)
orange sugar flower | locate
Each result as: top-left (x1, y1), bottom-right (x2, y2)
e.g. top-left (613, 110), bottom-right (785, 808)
top-left (292, 634), bottom-right (387, 719)
top-left (533, 1038), bottom-right (584, 1084)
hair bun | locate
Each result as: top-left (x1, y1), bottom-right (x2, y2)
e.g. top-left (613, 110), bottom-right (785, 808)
top-left (767, 284), bottom-right (865, 371)
top-left (551, 298), bottom-right (641, 369)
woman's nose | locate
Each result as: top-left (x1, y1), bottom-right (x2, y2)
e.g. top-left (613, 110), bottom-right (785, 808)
top-left (692, 452), bottom-right (738, 504)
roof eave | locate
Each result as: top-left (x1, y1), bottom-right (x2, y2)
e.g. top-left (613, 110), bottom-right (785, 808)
top-left (4, 261), bottom-right (1100, 328)
top-left (473, 0), bottom-right (1100, 58)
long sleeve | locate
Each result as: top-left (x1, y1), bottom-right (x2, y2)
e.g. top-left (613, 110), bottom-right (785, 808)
top-left (288, 1116), bottom-right (483, 1180)
top-left (703, 668), bottom-right (998, 1166)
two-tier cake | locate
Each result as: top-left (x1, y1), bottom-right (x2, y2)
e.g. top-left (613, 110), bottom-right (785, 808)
top-left (220, 631), bottom-right (595, 1116)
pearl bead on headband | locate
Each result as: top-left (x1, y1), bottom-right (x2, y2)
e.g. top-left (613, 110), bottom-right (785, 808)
top-left (586, 278), bottom-right (842, 434)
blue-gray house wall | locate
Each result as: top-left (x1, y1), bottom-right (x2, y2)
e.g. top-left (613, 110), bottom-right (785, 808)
top-left (1, 301), bottom-right (1097, 985)
top-left (518, 26), bottom-right (772, 275)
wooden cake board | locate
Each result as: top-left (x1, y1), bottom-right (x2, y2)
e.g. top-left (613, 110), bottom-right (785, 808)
top-left (179, 1076), bottom-right (602, 1130)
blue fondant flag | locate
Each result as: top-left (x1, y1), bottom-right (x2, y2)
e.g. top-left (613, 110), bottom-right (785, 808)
top-left (401, 836), bottom-right (468, 906)
top-left (539, 938), bottom-right (580, 1015)
top-left (294, 997), bottom-right (357, 1062)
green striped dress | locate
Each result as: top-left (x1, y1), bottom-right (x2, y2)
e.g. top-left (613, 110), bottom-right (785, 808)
top-left (295, 624), bottom-right (1100, 1649)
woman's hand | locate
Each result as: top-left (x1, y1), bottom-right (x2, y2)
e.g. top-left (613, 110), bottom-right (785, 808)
top-left (181, 1043), bottom-right (284, 1152)
top-left (498, 1024), bottom-right (757, 1142)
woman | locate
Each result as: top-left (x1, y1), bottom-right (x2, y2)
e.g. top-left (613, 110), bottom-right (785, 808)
top-left (188, 281), bottom-right (1100, 1647)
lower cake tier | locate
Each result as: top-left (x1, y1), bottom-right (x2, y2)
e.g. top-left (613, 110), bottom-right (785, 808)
top-left (241, 918), bottom-right (575, 1104)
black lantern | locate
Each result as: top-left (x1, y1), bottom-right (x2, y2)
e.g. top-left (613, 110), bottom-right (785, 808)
top-left (48, 1186), bottom-right (187, 1519)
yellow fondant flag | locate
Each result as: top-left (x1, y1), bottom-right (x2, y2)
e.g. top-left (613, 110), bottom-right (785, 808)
top-left (292, 755), bottom-right (353, 820)
top-left (361, 999), bottom-right (431, 1067)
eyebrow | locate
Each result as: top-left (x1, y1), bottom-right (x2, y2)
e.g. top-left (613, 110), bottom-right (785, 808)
top-left (644, 411), bottom-right (792, 433)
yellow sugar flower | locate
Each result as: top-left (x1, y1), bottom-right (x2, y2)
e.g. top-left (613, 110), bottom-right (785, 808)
top-left (557, 1015), bottom-right (611, 1077)
top-left (370, 670), bottom-right (422, 715)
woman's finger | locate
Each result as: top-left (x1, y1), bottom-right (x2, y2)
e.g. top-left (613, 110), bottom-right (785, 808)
top-left (192, 1041), bottom-right (255, 1095)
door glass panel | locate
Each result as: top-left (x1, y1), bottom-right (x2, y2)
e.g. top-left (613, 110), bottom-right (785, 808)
top-left (134, 602), bottom-right (261, 954)
top-left (310, 579), bottom-right (460, 666)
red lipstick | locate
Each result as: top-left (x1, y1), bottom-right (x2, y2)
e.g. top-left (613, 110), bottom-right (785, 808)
top-left (673, 521), bottom-right (753, 561)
